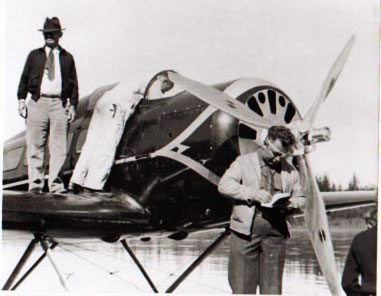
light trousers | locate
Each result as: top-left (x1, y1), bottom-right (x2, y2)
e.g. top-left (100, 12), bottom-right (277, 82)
top-left (26, 97), bottom-right (68, 192)
top-left (70, 99), bottom-right (128, 190)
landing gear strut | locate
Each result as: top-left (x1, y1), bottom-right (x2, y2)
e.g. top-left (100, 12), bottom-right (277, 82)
top-left (3, 228), bottom-right (231, 293)
top-left (2, 233), bottom-right (68, 291)
top-left (121, 228), bottom-right (231, 293)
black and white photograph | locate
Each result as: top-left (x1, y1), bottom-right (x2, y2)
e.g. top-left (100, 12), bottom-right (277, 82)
top-left (1, 0), bottom-right (379, 295)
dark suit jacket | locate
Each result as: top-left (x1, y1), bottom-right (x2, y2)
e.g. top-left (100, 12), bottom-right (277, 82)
top-left (341, 227), bottom-right (377, 296)
top-left (17, 46), bottom-right (79, 107)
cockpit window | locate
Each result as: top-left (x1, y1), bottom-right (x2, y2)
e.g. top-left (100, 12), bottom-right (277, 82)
top-left (3, 147), bottom-right (23, 172)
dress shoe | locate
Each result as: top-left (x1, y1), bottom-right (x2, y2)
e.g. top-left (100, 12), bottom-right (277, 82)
top-left (82, 188), bottom-right (112, 198)
top-left (29, 187), bottom-right (42, 194)
top-left (49, 183), bottom-right (68, 194)
top-left (51, 188), bottom-right (68, 194)
top-left (68, 183), bottom-right (83, 194)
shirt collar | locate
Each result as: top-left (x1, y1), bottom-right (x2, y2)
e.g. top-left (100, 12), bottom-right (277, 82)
top-left (258, 149), bottom-right (284, 173)
top-left (43, 45), bottom-right (62, 53)
top-left (45, 46), bottom-right (58, 53)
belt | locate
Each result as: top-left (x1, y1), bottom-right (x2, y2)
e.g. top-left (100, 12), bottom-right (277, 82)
top-left (41, 94), bottom-right (61, 98)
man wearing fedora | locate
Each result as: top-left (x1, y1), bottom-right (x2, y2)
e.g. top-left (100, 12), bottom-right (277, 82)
top-left (17, 17), bottom-right (78, 193)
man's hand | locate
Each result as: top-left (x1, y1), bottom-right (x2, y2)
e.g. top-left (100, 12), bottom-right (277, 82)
top-left (248, 190), bottom-right (272, 206)
top-left (287, 197), bottom-right (306, 209)
top-left (68, 105), bottom-right (76, 123)
top-left (18, 99), bottom-right (27, 118)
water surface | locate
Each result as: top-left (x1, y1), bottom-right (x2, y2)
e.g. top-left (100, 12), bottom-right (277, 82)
top-left (1, 228), bottom-right (361, 294)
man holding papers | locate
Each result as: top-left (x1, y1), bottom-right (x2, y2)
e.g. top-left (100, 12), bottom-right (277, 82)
top-left (218, 125), bottom-right (305, 294)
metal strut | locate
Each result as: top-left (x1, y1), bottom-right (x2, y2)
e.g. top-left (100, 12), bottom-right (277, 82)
top-left (4, 230), bottom-right (230, 293)
top-left (2, 236), bottom-right (38, 290)
top-left (166, 228), bottom-right (230, 293)
top-left (121, 239), bottom-right (159, 293)
top-left (11, 242), bottom-right (59, 290)
top-left (39, 237), bottom-right (70, 291)
top-left (2, 233), bottom-right (69, 292)
top-left (121, 228), bottom-right (230, 293)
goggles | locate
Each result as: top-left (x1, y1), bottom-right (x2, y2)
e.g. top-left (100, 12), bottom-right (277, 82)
top-left (263, 137), bottom-right (289, 158)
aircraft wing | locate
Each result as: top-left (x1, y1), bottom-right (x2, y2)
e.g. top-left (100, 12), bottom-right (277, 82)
top-left (3, 189), bottom-right (375, 239)
top-left (322, 190), bottom-right (377, 212)
top-left (124, 190), bottom-right (376, 241)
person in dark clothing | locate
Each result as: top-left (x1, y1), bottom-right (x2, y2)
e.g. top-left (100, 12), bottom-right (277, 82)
top-left (341, 209), bottom-right (377, 296)
top-left (17, 17), bottom-right (78, 193)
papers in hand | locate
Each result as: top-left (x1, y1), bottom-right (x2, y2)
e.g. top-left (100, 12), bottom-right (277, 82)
top-left (261, 193), bottom-right (291, 208)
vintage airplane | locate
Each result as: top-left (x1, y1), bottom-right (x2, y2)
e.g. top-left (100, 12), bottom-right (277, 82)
top-left (2, 35), bottom-right (377, 294)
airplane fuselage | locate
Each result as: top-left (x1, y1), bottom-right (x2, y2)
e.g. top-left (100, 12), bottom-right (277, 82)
top-left (3, 78), bottom-right (305, 238)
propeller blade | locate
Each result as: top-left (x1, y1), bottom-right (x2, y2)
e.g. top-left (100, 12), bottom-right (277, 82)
top-left (302, 35), bottom-right (355, 131)
top-left (168, 72), bottom-right (279, 128)
top-left (297, 155), bottom-right (341, 295)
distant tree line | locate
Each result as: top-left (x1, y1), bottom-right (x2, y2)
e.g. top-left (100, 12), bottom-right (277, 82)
top-left (315, 173), bottom-right (376, 191)
top-left (292, 205), bottom-right (374, 228)
top-left (290, 174), bottom-right (377, 228)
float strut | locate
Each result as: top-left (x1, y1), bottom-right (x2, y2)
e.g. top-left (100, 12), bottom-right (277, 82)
top-left (2, 237), bottom-right (38, 290)
top-left (121, 239), bottom-right (159, 293)
top-left (166, 229), bottom-right (231, 293)
top-left (40, 238), bottom-right (70, 292)
top-left (11, 242), bottom-right (59, 290)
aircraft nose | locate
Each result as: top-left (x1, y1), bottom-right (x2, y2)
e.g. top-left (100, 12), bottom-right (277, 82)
top-left (114, 191), bottom-right (148, 219)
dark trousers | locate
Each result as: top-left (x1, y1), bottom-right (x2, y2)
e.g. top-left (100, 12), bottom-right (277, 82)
top-left (228, 213), bottom-right (287, 294)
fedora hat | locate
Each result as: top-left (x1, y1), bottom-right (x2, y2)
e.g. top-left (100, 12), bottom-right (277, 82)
top-left (38, 17), bottom-right (65, 32)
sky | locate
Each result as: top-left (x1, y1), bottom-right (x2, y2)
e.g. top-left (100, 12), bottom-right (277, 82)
top-left (1, 0), bottom-right (379, 188)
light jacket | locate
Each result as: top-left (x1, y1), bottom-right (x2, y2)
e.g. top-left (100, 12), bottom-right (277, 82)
top-left (17, 46), bottom-right (79, 107)
top-left (218, 151), bottom-right (304, 236)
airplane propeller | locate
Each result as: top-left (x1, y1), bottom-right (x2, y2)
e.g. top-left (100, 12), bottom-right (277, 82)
top-left (167, 72), bottom-right (280, 129)
top-left (168, 36), bottom-right (355, 296)
top-left (291, 35), bottom-right (355, 296)
top-left (301, 35), bottom-right (356, 132)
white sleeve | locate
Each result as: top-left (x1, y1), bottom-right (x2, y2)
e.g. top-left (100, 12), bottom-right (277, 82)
top-left (218, 158), bottom-right (258, 202)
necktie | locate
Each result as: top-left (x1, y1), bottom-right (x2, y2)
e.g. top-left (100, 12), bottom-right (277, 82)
top-left (46, 49), bottom-right (55, 81)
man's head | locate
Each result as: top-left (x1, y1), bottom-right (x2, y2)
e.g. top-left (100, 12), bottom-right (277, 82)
top-left (261, 125), bottom-right (296, 165)
top-left (365, 208), bottom-right (377, 228)
top-left (143, 70), bottom-right (176, 99)
top-left (156, 74), bottom-right (174, 94)
top-left (39, 17), bottom-right (64, 48)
